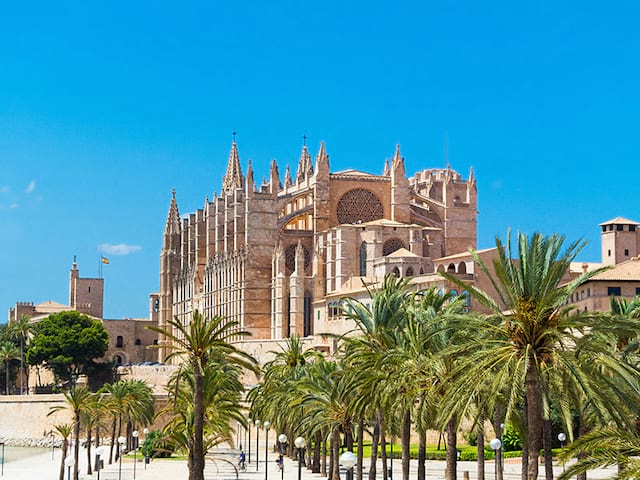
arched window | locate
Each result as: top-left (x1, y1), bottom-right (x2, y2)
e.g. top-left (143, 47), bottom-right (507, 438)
top-left (419, 267), bottom-right (424, 275)
top-left (447, 263), bottom-right (456, 273)
top-left (458, 262), bottom-right (467, 274)
top-left (135, 339), bottom-right (142, 346)
top-left (450, 289), bottom-right (458, 297)
top-left (116, 336), bottom-right (124, 348)
top-left (383, 238), bottom-right (406, 256)
top-left (392, 267), bottom-right (400, 277)
top-left (405, 267), bottom-right (414, 277)
top-left (437, 265), bottom-right (445, 273)
top-left (336, 189), bottom-right (384, 224)
top-left (114, 355), bottom-right (123, 365)
top-left (359, 242), bottom-right (367, 276)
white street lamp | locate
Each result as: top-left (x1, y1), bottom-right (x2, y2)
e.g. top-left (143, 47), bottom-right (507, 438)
top-left (340, 451), bottom-right (357, 480)
top-left (95, 446), bottom-right (106, 480)
top-left (132, 430), bottom-right (139, 480)
top-left (278, 434), bottom-right (288, 480)
top-left (64, 455), bottom-right (75, 480)
top-left (263, 421), bottom-right (271, 480)
top-left (255, 420), bottom-right (262, 471)
top-left (294, 437), bottom-right (306, 480)
top-left (558, 433), bottom-right (567, 472)
top-left (118, 435), bottom-right (126, 480)
top-left (490, 438), bottom-right (502, 480)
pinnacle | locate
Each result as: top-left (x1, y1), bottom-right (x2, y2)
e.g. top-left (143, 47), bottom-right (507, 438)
top-left (222, 141), bottom-right (245, 194)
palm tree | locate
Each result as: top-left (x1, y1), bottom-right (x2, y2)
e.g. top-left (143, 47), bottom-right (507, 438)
top-left (9, 315), bottom-right (33, 395)
top-left (442, 231), bottom-right (640, 480)
top-left (49, 386), bottom-right (93, 480)
top-left (148, 310), bottom-right (257, 480)
top-left (0, 341), bottom-right (20, 394)
top-left (54, 423), bottom-right (73, 480)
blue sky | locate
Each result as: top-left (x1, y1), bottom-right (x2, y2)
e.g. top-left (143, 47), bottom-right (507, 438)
top-left (1, 1), bottom-right (639, 320)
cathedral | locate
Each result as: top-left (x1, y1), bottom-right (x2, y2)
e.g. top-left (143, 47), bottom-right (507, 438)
top-left (157, 141), bottom-right (477, 358)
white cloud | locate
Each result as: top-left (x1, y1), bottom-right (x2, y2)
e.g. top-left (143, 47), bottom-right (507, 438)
top-left (99, 243), bottom-right (142, 255)
top-left (25, 180), bottom-right (36, 194)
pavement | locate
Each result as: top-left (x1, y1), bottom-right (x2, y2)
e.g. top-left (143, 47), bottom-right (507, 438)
top-left (0, 444), bottom-right (617, 480)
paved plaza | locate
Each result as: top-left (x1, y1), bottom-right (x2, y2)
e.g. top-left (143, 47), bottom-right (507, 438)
top-left (0, 444), bottom-right (616, 480)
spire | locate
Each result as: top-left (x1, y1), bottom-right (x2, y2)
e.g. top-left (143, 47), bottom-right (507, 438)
top-left (468, 166), bottom-right (476, 186)
top-left (383, 158), bottom-right (390, 176)
top-left (222, 141), bottom-right (244, 194)
top-left (269, 159), bottom-right (282, 194)
top-left (391, 144), bottom-right (406, 177)
top-left (295, 145), bottom-right (312, 183)
top-left (164, 189), bottom-right (181, 235)
top-left (314, 141), bottom-right (330, 175)
top-left (284, 165), bottom-right (293, 188)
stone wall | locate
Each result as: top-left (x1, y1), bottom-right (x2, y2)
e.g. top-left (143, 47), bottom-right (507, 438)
top-left (0, 394), bottom-right (71, 443)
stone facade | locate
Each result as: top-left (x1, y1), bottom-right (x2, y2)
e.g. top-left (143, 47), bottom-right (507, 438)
top-left (159, 141), bottom-right (477, 358)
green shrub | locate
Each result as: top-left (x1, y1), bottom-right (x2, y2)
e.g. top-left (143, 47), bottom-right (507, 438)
top-left (141, 430), bottom-right (172, 459)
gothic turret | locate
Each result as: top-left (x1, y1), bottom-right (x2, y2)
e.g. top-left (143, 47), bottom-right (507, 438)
top-left (295, 145), bottom-right (313, 183)
top-left (390, 144), bottom-right (410, 223)
top-left (222, 141), bottom-right (245, 194)
top-left (164, 189), bottom-right (181, 237)
top-left (246, 160), bottom-right (255, 198)
top-left (314, 141), bottom-right (330, 178)
top-left (269, 159), bottom-right (281, 194)
top-left (284, 165), bottom-right (293, 188)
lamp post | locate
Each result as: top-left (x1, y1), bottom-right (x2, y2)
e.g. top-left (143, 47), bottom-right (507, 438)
top-left (1, 441), bottom-right (5, 477)
top-left (278, 433), bottom-right (288, 480)
top-left (294, 436), bottom-right (306, 480)
top-left (143, 428), bottom-right (149, 470)
top-left (263, 421), bottom-right (271, 480)
top-left (340, 451), bottom-right (356, 480)
top-left (132, 430), bottom-right (139, 480)
top-left (64, 454), bottom-right (75, 480)
top-left (558, 433), bottom-right (566, 472)
top-left (95, 446), bottom-right (105, 480)
top-left (255, 420), bottom-right (262, 471)
top-left (489, 438), bottom-right (502, 480)
top-left (500, 423), bottom-right (505, 474)
top-left (118, 435), bottom-right (126, 480)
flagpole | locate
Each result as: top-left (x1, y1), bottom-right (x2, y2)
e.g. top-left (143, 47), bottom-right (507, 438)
top-left (99, 255), bottom-right (102, 278)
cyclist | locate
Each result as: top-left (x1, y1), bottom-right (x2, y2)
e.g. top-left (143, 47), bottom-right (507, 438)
top-left (239, 450), bottom-right (247, 471)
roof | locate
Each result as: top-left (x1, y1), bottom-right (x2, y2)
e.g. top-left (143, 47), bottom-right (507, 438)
top-left (333, 168), bottom-right (377, 176)
top-left (569, 262), bottom-right (602, 274)
top-left (587, 257), bottom-right (640, 281)
top-left (34, 300), bottom-right (72, 313)
top-left (599, 217), bottom-right (640, 226)
top-left (436, 247), bottom-right (498, 262)
top-left (387, 248), bottom-right (420, 258)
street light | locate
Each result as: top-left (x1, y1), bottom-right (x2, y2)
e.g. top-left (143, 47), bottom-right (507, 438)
top-left (294, 436), bottom-right (306, 480)
top-left (1, 442), bottom-right (5, 477)
top-left (64, 455), bottom-right (75, 480)
top-left (489, 438), bottom-right (502, 480)
top-left (255, 420), bottom-right (262, 471)
top-left (95, 446), bottom-right (106, 480)
top-left (133, 430), bottom-right (139, 480)
top-left (558, 433), bottom-right (567, 472)
top-left (118, 435), bottom-right (126, 480)
top-left (278, 433), bottom-right (288, 480)
top-left (340, 451), bottom-right (356, 480)
top-left (500, 423), bottom-right (505, 474)
top-left (263, 421), bottom-right (271, 480)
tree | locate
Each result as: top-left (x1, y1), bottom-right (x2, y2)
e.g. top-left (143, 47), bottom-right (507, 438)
top-left (54, 423), bottom-right (73, 480)
top-left (0, 341), bottom-right (20, 394)
top-left (442, 231), bottom-right (640, 480)
top-left (9, 315), bottom-right (34, 395)
top-left (27, 311), bottom-right (109, 386)
top-left (148, 310), bottom-right (257, 480)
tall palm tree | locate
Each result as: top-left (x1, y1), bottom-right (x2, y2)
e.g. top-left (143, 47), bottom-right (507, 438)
top-left (442, 231), bottom-right (640, 480)
top-left (0, 341), bottom-right (20, 394)
top-left (9, 315), bottom-right (33, 395)
top-left (148, 310), bottom-right (257, 480)
top-left (49, 386), bottom-right (93, 480)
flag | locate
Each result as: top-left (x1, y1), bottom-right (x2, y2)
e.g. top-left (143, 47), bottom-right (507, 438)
top-left (101, 256), bottom-right (110, 264)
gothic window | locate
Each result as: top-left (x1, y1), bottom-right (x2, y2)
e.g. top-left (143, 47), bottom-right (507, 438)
top-left (392, 267), bottom-right (400, 277)
top-left (405, 267), bottom-right (414, 277)
top-left (284, 244), bottom-right (311, 275)
top-left (458, 262), bottom-right (467, 274)
top-left (359, 242), bottom-right (367, 276)
top-left (383, 238), bottom-right (406, 256)
top-left (135, 339), bottom-right (142, 346)
top-left (336, 189), bottom-right (384, 224)
top-left (447, 263), bottom-right (456, 273)
top-left (116, 335), bottom-right (124, 348)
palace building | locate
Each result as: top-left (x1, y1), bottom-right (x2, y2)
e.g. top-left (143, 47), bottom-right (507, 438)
top-left (157, 141), bottom-right (477, 358)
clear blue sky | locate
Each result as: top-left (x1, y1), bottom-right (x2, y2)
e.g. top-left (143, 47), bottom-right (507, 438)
top-left (1, 1), bottom-right (639, 320)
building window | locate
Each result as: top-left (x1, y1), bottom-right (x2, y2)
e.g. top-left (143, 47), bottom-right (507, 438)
top-left (116, 335), bottom-right (124, 348)
top-left (405, 267), bottom-right (414, 277)
top-left (359, 242), bottom-right (367, 276)
top-left (636, 287), bottom-right (640, 296)
top-left (608, 249), bottom-right (611, 257)
top-left (608, 287), bottom-right (621, 296)
top-left (392, 267), bottom-right (400, 277)
top-left (153, 339), bottom-right (158, 345)
top-left (135, 339), bottom-right (142, 346)
top-left (154, 298), bottom-right (159, 313)
top-left (617, 224), bottom-right (624, 231)
top-left (625, 249), bottom-right (629, 256)
top-left (630, 225), bottom-right (636, 232)
top-left (602, 226), bottom-right (607, 233)
top-left (88, 286), bottom-right (91, 293)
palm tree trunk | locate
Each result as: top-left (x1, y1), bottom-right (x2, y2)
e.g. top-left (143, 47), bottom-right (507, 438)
top-left (401, 408), bottom-right (411, 480)
top-left (525, 366), bottom-right (542, 480)
top-left (331, 428), bottom-right (341, 480)
top-left (357, 417), bottom-right (364, 480)
top-left (477, 421), bottom-right (485, 480)
top-left (86, 423), bottom-right (93, 475)
top-left (445, 414), bottom-right (457, 480)
top-left (521, 401), bottom-right (528, 480)
top-left (94, 425), bottom-right (101, 471)
top-left (417, 427), bottom-right (426, 480)
top-left (192, 365), bottom-right (206, 480)
top-left (543, 418), bottom-right (553, 480)
top-left (5, 362), bottom-right (9, 395)
top-left (321, 428), bottom-right (328, 476)
top-left (576, 413), bottom-right (587, 480)
top-left (73, 416), bottom-right (81, 480)
top-left (381, 422), bottom-right (388, 480)
top-left (313, 430), bottom-right (321, 473)
top-left (59, 439), bottom-right (68, 480)
top-left (369, 410), bottom-right (381, 480)
top-left (109, 417), bottom-right (116, 463)
top-left (20, 337), bottom-right (24, 395)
